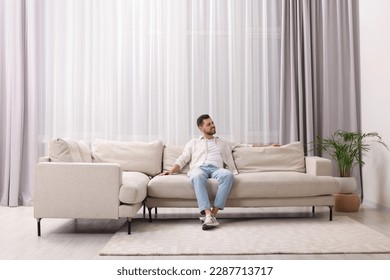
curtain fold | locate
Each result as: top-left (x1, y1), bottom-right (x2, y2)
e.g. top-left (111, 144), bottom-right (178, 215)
top-left (0, 0), bottom-right (37, 206)
top-left (279, 0), bottom-right (361, 153)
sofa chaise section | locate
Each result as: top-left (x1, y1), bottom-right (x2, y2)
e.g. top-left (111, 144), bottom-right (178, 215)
top-left (34, 138), bottom-right (163, 236)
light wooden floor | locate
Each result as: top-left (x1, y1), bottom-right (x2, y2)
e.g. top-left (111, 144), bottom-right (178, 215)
top-left (1, 204), bottom-right (390, 260)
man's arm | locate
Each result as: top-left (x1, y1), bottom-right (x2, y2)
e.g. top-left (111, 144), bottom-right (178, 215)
top-left (159, 139), bottom-right (193, 176)
top-left (270, 144), bottom-right (281, 147)
top-left (174, 139), bottom-right (193, 168)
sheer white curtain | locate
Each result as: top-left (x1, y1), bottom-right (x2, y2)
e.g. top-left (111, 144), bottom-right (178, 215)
top-left (38, 0), bottom-right (282, 146)
top-left (1, 0), bottom-right (282, 205)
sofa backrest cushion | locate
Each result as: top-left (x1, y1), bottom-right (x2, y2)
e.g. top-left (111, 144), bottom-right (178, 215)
top-left (163, 145), bottom-right (190, 174)
top-left (48, 138), bottom-right (93, 163)
top-left (233, 142), bottom-right (305, 173)
top-left (92, 139), bottom-right (163, 176)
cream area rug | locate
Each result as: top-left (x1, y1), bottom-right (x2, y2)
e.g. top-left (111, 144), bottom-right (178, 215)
top-left (100, 216), bottom-right (390, 256)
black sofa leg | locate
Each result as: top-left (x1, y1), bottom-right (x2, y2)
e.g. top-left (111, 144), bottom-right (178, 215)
top-left (147, 207), bottom-right (158, 222)
top-left (329, 206), bottom-right (333, 221)
top-left (312, 206), bottom-right (315, 214)
top-left (148, 208), bottom-right (153, 223)
top-left (127, 218), bottom-right (131, 235)
top-left (37, 218), bottom-right (41, 236)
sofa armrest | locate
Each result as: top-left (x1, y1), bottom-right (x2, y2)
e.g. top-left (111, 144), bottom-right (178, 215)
top-left (34, 162), bottom-right (122, 219)
top-left (305, 156), bottom-right (333, 176)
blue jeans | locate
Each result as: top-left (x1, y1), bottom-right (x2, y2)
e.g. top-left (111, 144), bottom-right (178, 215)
top-left (189, 164), bottom-right (234, 213)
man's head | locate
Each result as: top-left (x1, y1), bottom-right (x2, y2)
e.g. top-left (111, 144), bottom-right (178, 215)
top-left (197, 114), bottom-right (216, 138)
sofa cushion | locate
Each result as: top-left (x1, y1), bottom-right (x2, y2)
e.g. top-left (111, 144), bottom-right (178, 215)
top-left (92, 139), bottom-right (163, 176)
top-left (48, 138), bottom-right (92, 162)
top-left (148, 174), bottom-right (219, 199)
top-left (147, 172), bottom-right (339, 200)
top-left (119, 172), bottom-right (149, 204)
top-left (230, 172), bottom-right (339, 198)
top-left (163, 145), bottom-right (190, 174)
top-left (233, 142), bottom-right (305, 173)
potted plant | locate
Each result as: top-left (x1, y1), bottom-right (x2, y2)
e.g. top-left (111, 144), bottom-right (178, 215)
top-left (312, 130), bottom-right (388, 211)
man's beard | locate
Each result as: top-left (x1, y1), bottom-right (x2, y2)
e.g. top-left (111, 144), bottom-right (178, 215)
top-left (205, 129), bottom-right (216, 136)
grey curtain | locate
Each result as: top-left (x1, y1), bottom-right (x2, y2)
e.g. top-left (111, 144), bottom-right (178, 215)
top-left (279, 0), bottom-right (361, 152)
top-left (279, 0), bottom-right (362, 195)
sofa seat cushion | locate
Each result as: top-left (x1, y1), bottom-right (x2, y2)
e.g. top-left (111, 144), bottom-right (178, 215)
top-left (119, 172), bottom-right (149, 204)
top-left (148, 174), bottom-right (219, 199)
top-left (147, 172), bottom-right (339, 200)
top-left (230, 172), bottom-right (339, 198)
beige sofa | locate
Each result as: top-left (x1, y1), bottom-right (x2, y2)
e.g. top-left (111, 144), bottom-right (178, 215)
top-left (34, 138), bottom-right (347, 236)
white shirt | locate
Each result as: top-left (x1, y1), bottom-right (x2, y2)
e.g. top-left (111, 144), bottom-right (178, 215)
top-left (174, 136), bottom-right (239, 175)
top-left (204, 138), bottom-right (224, 168)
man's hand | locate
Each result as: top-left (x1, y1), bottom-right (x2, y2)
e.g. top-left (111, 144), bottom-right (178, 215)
top-left (159, 164), bottom-right (181, 176)
top-left (159, 170), bottom-right (173, 176)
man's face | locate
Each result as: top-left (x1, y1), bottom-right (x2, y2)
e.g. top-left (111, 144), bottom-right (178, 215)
top-left (199, 118), bottom-right (216, 136)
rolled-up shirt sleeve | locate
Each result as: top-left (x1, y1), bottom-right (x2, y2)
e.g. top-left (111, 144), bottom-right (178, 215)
top-left (174, 140), bottom-right (192, 169)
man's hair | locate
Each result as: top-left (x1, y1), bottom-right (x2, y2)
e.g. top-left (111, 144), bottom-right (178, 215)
top-left (197, 114), bottom-right (211, 127)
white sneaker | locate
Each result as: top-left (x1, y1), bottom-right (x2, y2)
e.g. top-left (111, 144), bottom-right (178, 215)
top-left (202, 215), bottom-right (219, 230)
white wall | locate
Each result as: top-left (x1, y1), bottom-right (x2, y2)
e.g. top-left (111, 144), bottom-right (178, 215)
top-left (360, 0), bottom-right (390, 208)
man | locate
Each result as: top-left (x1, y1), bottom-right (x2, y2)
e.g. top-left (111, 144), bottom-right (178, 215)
top-left (160, 114), bottom-right (237, 230)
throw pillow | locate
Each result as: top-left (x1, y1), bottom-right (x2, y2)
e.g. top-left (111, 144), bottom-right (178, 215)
top-left (48, 138), bottom-right (92, 162)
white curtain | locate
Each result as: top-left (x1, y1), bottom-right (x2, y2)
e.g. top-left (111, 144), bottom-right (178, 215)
top-left (0, 0), bottom-right (38, 206)
top-left (37, 0), bottom-right (282, 145)
top-left (1, 0), bottom-right (282, 205)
